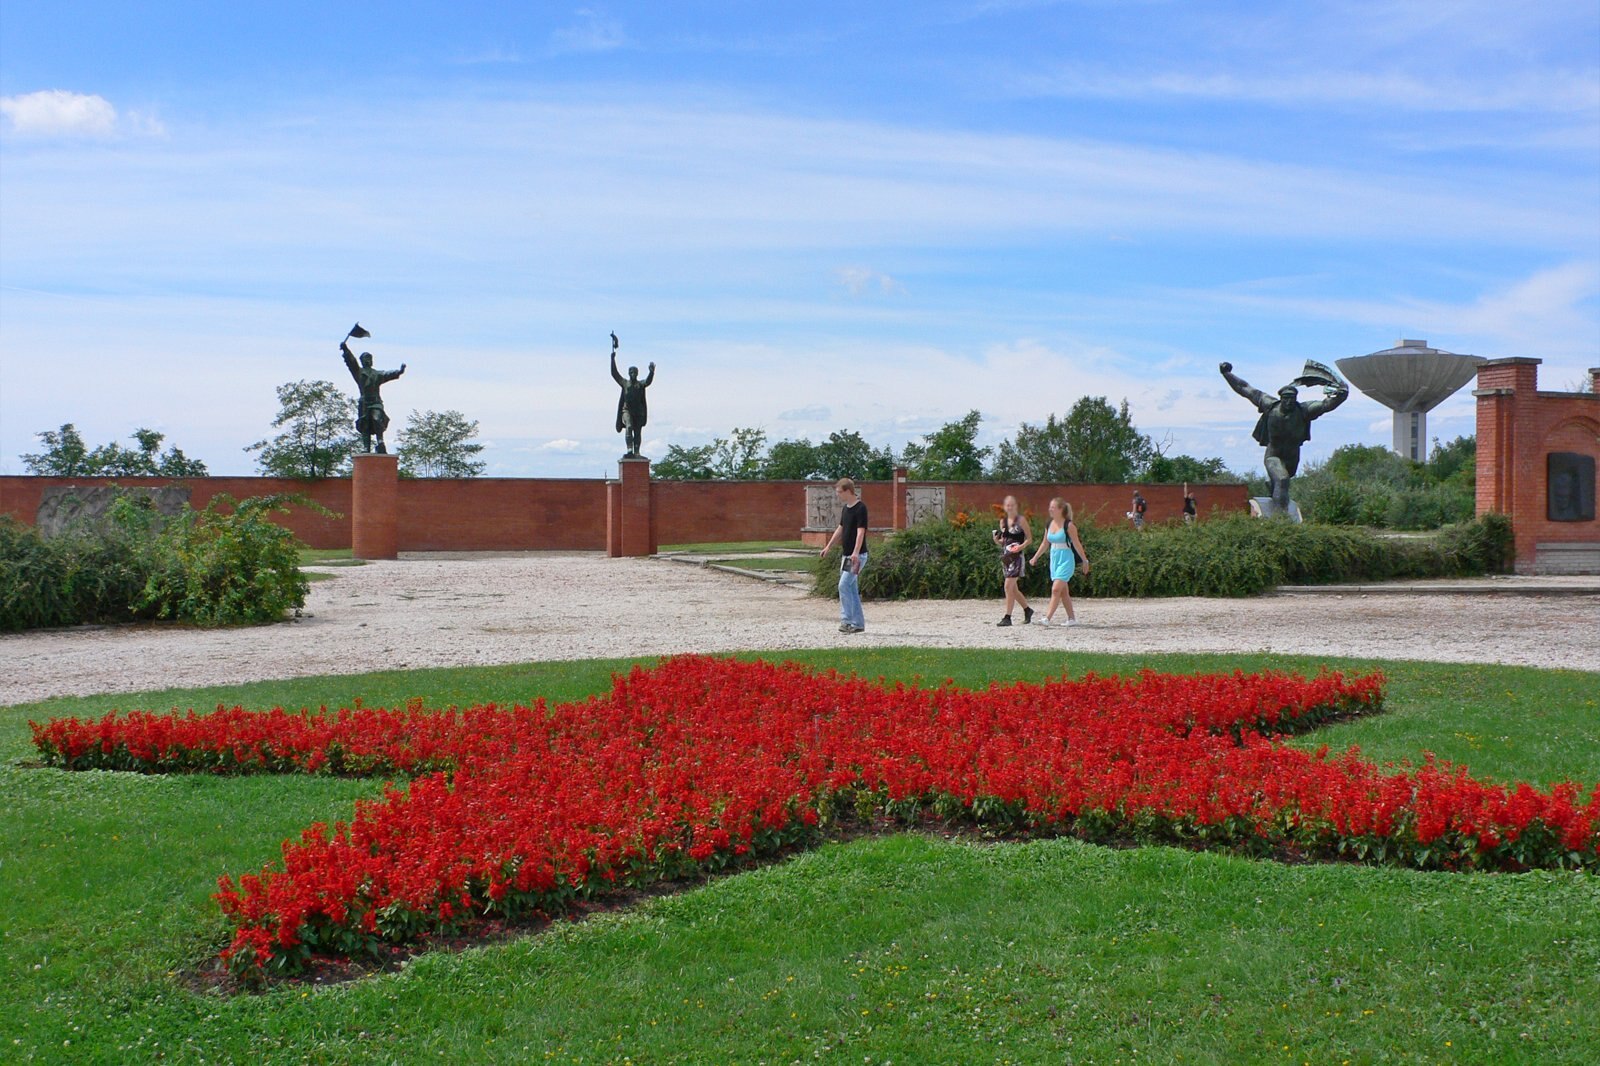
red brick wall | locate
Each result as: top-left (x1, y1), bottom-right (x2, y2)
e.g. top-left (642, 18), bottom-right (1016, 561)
top-left (0, 475), bottom-right (352, 548)
top-left (652, 480), bottom-right (815, 544)
top-left (397, 478), bottom-right (607, 551)
top-left (3, 474), bottom-right (1251, 552)
top-left (1474, 359), bottom-right (1600, 572)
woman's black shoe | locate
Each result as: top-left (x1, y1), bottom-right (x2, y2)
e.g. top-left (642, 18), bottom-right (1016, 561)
top-left (997, 615), bottom-right (1012, 627)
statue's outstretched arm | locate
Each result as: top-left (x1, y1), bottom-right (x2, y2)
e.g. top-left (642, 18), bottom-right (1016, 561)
top-left (1219, 363), bottom-right (1270, 409)
top-left (1305, 379), bottom-right (1349, 418)
top-left (340, 342), bottom-right (360, 382)
top-left (610, 352), bottom-right (626, 387)
top-left (641, 362), bottom-right (655, 387)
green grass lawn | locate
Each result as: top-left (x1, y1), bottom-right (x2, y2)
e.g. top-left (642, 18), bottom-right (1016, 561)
top-left (709, 556), bottom-right (819, 572)
top-left (296, 547), bottom-right (366, 567)
top-left (3, 649), bottom-right (1596, 1064)
top-left (659, 539), bottom-right (807, 553)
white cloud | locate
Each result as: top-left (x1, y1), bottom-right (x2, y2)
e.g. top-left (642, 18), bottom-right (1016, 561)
top-left (539, 438), bottom-right (582, 452)
top-left (2, 90), bottom-right (117, 137)
top-left (0, 89), bottom-right (164, 139)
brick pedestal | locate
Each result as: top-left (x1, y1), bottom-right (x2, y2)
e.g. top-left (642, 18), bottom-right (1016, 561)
top-left (351, 453), bottom-right (399, 560)
top-left (606, 457), bottom-right (655, 557)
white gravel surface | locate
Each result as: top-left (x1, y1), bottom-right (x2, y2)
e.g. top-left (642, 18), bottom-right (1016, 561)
top-left (3, 552), bottom-right (1597, 705)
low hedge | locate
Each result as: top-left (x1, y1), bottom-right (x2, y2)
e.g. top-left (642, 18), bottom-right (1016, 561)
top-left (815, 511), bottom-right (1514, 600)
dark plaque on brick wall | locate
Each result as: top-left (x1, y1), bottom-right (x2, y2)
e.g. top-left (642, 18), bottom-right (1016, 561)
top-left (1547, 452), bottom-right (1595, 522)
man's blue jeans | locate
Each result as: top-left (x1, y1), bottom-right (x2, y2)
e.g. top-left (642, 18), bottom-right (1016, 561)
top-left (839, 553), bottom-right (868, 629)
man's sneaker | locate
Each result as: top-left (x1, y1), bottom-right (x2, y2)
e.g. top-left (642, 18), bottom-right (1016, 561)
top-left (844, 623), bottom-right (864, 634)
top-left (839, 622), bottom-right (852, 632)
top-left (997, 615), bottom-right (1012, 627)
top-left (1023, 607), bottom-right (1034, 625)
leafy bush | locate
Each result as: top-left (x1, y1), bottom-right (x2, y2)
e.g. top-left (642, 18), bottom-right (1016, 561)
top-left (1291, 438), bottom-right (1477, 529)
top-left (0, 492), bottom-right (315, 631)
top-left (0, 497), bottom-right (166, 631)
top-left (819, 511), bottom-right (1515, 600)
top-left (140, 495), bottom-right (312, 625)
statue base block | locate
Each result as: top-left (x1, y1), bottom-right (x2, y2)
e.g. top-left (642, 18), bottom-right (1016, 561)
top-left (1248, 497), bottom-right (1303, 523)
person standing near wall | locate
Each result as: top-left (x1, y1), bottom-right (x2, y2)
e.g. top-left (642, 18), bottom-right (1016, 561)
top-left (991, 495), bottom-right (1033, 626)
top-left (820, 478), bottom-right (869, 633)
top-left (1183, 483), bottom-right (1197, 525)
top-left (1130, 490), bottom-right (1147, 530)
top-left (1030, 497), bottom-right (1091, 627)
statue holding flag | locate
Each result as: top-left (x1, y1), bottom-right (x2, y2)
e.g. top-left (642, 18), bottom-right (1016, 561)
top-left (339, 323), bottom-right (406, 454)
top-left (1219, 358), bottom-right (1349, 516)
top-left (609, 332), bottom-right (655, 459)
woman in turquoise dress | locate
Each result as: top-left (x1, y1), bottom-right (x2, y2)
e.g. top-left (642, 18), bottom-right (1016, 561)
top-left (1029, 497), bottom-right (1091, 627)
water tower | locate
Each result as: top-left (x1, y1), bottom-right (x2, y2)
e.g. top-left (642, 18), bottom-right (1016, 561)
top-left (1335, 339), bottom-right (1484, 463)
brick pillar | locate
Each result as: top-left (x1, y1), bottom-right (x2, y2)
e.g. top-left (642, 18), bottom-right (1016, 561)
top-left (608, 457), bottom-right (654, 557)
top-left (606, 480), bottom-right (623, 557)
top-left (892, 466), bottom-right (908, 530)
top-left (1473, 358), bottom-right (1542, 572)
top-left (351, 453), bottom-right (399, 560)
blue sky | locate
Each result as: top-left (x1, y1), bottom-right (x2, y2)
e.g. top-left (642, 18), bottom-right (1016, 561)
top-left (2, 1), bottom-right (1596, 478)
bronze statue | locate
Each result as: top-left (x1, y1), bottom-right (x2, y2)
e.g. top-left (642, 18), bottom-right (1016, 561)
top-left (609, 332), bottom-right (655, 458)
top-left (1220, 359), bottom-right (1348, 515)
top-left (339, 324), bottom-right (406, 454)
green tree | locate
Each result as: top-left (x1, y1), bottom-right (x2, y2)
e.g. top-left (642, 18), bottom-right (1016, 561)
top-left (816, 430), bottom-right (896, 480)
top-left (20, 424), bottom-right (90, 475)
top-left (21, 424), bottom-right (207, 476)
top-left (993, 397), bottom-right (1152, 482)
top-left (763, 438), bottom-right (823, 480)
top-left (900, 410), bottom-right (988, 480)
top-left (1425, 435), bottom-right (1475, 486)
top-left (397, 410), bottom-right (487, 478)
top-left (1141, 452), bottom-right (1234, 484)
top-left (709, 427), bottom-right (769, 480)
top-left (652, 443), bottom-right (716, 480)
top-left (245, 380), bottom-right (356, 479)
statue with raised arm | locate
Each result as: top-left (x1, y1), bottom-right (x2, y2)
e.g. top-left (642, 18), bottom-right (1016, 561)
top-left (1219, 359), bottom-right (1348, 515)
top-left (609, 332), bottom-right (655, 458)
top-left (339, 324), bottom-right (406, 454)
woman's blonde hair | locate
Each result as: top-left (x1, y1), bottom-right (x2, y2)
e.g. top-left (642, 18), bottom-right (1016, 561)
top-left (1050, 497), bottom-right (1074, 523)
top-left (835, 477), bottom-right (857, 494)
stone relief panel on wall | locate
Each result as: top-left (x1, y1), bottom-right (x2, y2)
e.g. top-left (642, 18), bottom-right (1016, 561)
top-left (804, 485), bottom-right (842, 531)
top-left (906, 486), bottom-right (946, 526)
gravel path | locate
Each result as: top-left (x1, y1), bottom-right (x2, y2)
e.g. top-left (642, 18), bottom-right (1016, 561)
top-left (3, 552), bottom-right (1596, 705)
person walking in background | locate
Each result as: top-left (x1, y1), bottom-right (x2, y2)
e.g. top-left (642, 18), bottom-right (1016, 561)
top-left (1130, 490), bottom-right (1147, 530)
top-left (1030, 497), bottom-right (1091, 627)
top-left (820, 478), bottom-right (869, 633)
top-left (990, 495), bottom-right (1033, 627)
top-left (1183, 483), bottom-right (1197, 525)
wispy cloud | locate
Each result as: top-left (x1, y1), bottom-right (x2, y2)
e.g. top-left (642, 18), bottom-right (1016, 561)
top-left (837, 267), bottom-right (904, 297)
top-left (1013, 68), bottom-right (1600, 114)
top-left (550, 8), bottom-right (627, 54)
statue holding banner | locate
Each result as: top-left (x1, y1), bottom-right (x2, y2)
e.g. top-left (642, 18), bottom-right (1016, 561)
top-left (340, 323), bottom-right (406, 454)
top-left (1220, 359), bottom-right (1349, 516)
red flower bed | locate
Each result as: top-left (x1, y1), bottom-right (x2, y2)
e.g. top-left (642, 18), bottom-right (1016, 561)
top-left (30, 656), bottom-right (1600, 982)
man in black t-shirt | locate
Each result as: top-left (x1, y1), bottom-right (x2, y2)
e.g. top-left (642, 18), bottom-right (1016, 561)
top-left (821, 478), bottom-right (869, 633)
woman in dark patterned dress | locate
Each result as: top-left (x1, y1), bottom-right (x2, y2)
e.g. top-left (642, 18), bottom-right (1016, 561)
top-left (991, 495), bottom-right (1034, 627)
